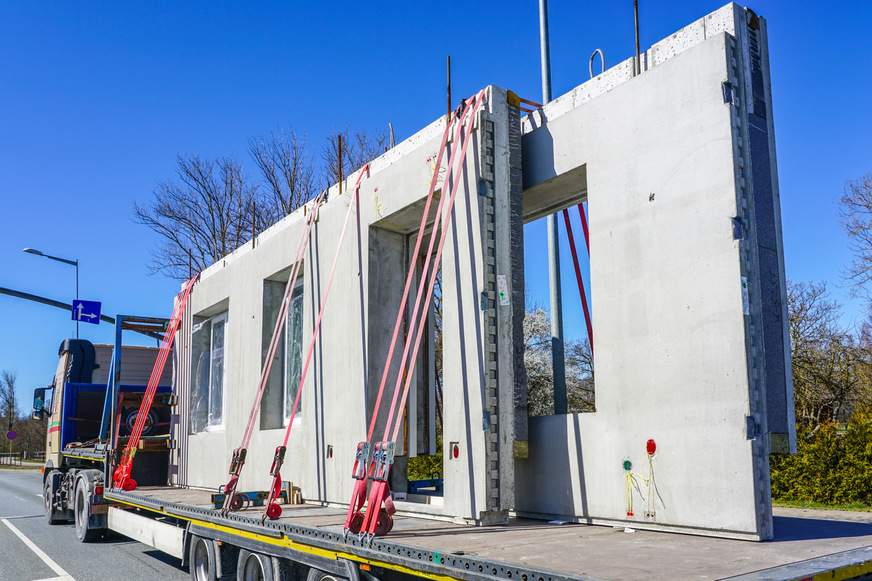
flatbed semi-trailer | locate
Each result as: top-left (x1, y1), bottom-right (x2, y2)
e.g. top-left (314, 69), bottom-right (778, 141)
top-left (97, 485), bottom-right (872, 581)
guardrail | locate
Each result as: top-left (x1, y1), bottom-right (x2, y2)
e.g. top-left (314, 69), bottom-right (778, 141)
top-left (0, 453), bottom-right (23, 466)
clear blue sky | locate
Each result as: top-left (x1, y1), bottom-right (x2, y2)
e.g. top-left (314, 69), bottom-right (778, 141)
top-left (1, 1), bottom-right (870, 414)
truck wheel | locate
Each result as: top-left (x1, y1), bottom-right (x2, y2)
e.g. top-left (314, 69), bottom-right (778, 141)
top-left (189, 535), bottom-right (218, 581)
top-left (74, 478), bottom-right (103, 542)
top-left (237, 549), bottom-right (274, 581)
top-left (306, 568), bottom-right (344, 581)
top-left (43, 470), bottom-right (67, 525)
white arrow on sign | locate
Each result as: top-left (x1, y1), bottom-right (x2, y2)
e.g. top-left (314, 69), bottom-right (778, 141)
top-left (75, 303), bottom-right (97, 321)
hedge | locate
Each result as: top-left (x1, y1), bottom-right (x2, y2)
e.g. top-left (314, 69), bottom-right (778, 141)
top-left (770, 413), bottom-right (872, 505)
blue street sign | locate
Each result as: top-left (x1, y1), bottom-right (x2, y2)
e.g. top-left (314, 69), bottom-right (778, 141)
top-left (72, 299), bottom-right (101, 325)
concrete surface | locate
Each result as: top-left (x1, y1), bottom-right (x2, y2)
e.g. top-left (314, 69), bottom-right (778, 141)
top-left (171, 85), bottom-right (524, 526)
top-left (514, 4), bottom-right (791, 540)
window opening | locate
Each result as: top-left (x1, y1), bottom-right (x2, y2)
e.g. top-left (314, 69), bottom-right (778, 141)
top-left (191, 311), bottom-right (227, 432)
top-left (523, 201), bottom-right (595, 416)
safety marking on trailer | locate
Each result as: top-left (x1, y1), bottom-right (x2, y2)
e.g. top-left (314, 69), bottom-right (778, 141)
top-left (1, 518), bottom-right (76, 581)
top-left (723, 545), bottom-right (872, 581)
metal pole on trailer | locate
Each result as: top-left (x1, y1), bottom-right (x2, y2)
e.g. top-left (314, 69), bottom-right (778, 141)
top-left (539, 0), bottom-right (567, 414)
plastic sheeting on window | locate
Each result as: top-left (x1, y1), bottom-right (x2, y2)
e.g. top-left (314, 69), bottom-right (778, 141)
top-left (190, 313), bottom-right (226, 433)
top-left (284, 287), bottom-right (304, 421)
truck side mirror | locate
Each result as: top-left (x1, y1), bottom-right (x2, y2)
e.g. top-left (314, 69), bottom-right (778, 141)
top-left (32, 410), bottom-right (44, 421)
top-left (33, 387), bottom-right (47, 413)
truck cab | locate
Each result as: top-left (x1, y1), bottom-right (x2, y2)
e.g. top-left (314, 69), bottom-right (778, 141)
top-left (36, 336), bottom-right (174, 539)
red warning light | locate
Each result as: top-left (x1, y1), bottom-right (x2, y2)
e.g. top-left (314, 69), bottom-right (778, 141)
top-left (646, 439), bottom-right (656, 455)
top-left (452, 443), bottom-right (460, 459)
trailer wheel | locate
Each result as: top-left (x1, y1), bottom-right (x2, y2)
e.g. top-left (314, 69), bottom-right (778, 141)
top-left (74, 478), bottom-right (103, 542)
top-left (306, 568), bottom-right (344, 581)
top-left (43, 470), bottom-right (67, 524)
top-left (237, 549), bottom-right (274, 581)
top-left (189, 535), bottom-right (218, 581)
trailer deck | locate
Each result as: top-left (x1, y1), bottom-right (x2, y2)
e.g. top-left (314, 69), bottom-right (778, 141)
top-left (106, 486), bottom-right (872, 581)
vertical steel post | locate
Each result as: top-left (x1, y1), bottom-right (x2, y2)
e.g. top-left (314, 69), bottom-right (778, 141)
top-left (539, 0), bottom-right (566, 414)
top-left (447, 55), bottom-right (452, 120)
top-left (634, 0), bottom-right (641, 75)
top-left (75, 260), bottom-right (79, 339)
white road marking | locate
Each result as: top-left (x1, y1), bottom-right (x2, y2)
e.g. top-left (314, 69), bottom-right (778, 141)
top-left (1, 517), bottom-right (76, 581)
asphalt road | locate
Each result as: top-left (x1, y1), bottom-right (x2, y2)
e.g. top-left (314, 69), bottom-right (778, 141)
top-left (0, 468), bottom-right (189, 581)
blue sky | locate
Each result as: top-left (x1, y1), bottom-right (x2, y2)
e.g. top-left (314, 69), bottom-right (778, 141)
top-left (1, 1), bottom-right (870, 413)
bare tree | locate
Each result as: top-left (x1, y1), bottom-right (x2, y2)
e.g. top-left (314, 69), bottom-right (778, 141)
top-left (133, 154), bottom-right (262, 280)
top-left (322, 126), bottom-right (390, 187)
top-left (1, 370), bottom-right (17, 452)
top-left (523, 306), bottom-right (594, 416)
top-left (136, 127), bottom-right (394, 281)
top-left (788, 280), bottom-right (872, 426)
top-left (249, 127), bottom-right (316, 223)
top-left (839, 172), bottom-right (872, 293)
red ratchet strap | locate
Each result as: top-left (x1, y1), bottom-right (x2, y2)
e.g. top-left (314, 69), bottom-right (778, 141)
top-left (258, 165), bottom-right (371, 522)
top-left (343, 95), bottom-right (479, 541)
top-left (577, 202), bottom-right (590, 254)
top-left (385, 90), bottom-right (485, 446)
top-left (219, 191), bottom-right (327, 515)
top-left (341, 103), bottom-right (464, 540)
top-left (113, 274), bottom-right (198, 491)
top-left (562, 206), bottom-right (593, 352)
top-left (358, 90), bottom-right (487, 544)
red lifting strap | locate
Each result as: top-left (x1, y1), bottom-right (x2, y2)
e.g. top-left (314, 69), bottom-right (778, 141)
top-left (346, 90), bottom-right (487, 543)
top-left (384, 90), bottom-right (486, 446)
top-left (343, 96), bottom-right (479, 540)
top-left (562, 206), bottom-right (593, 352)
top-left (219, 192), bottom-right (328, 515)
top-left (257, 165), bottom-right (371, 522)
top-left (113, 274), bottom-right (198, 491)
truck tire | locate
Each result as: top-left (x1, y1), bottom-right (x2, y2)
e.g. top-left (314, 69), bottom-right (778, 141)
top-left (43, 470), bottom-right (67, 525)
top-left (237, 549), bottom-right (274, 581)
top-left (189, 535), bottom-right (218, 581)
top-left (306, 568), bottom-right (345, 581)
top-left (73, 478), bottom-right (103, 542)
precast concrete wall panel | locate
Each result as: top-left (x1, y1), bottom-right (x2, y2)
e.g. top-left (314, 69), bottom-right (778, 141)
top-left (171, 87), bottom-right (523, 524)
top-left (168, 2), bottom-right (790, 540)
top-left (515, 4), bottom-right (790, 541)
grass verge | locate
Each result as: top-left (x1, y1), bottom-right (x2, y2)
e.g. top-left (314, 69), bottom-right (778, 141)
top-left (773, 498), bottom-right (872, 512)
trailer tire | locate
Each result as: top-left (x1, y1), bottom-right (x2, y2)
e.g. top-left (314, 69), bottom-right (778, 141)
top-left (74, 478), bottom-right (103, 542)
top-left (189, 535), bottom-right (218, 581)
top-left (237, 549), bottom-right (274, 581)
top-left (44, 470), bottom-right (67, 525)
top-left (306, 568), bottom-right (345, 581)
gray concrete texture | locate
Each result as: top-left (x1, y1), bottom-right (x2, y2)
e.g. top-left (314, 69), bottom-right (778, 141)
top-left (169, 2), bottom-right (792, 541)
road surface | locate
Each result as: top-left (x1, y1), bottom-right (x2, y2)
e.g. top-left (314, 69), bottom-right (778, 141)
top-left (0, 468), bottom-right (189, 581)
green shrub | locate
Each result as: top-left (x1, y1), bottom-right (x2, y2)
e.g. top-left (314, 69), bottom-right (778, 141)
top-left (771, 413), bottom-right (872, 505)
top-left (407, 436), bottom-right (443, 481)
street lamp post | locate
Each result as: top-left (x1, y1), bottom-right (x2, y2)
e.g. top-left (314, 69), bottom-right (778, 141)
top-left (23, 248), bottom-right (79, 338)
